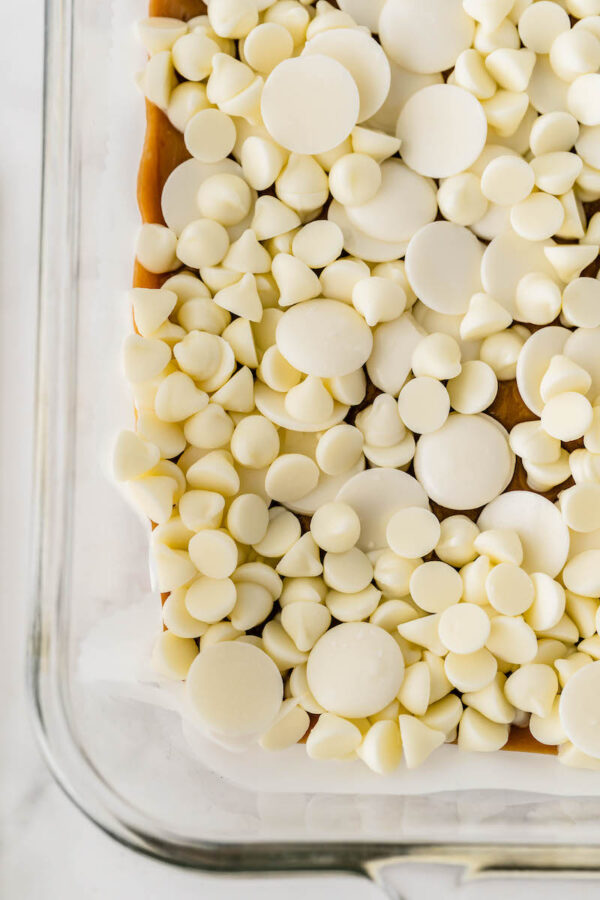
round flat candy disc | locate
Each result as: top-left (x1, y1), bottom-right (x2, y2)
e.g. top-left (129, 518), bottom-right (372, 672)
top-left (328, 201), bottom-right (407, 263)
top-left (560, 661), bottom-right (600, 758)
top-left (276, 299), bottom-right (373, 378)
top-left (186, 641), bottom-right (283, 737)
top-left (254, 381), bottom-right (348, 432)
top-left (345, 159), bottom-right (437, 244)
top-left (261, 55), bottom-right (360, 155)
top-left (307, 622), bottom-right (405, 718)
top-left (302, 29), bottom-right (391, 123)
top-left (516, 325), bottom-right (571, 416)
top-left (405, 221), bottom-right (484, 315)
top-left (397, 84), bottom-right (487, 178)
top-left (379, 0), bottom-right (474, 74)
top-left (414, 413), bottom-right (514, 511)
top-left (478, 491), bottom-right (570, 577)
top-left (480, 231), bottom-right (559, 319)
top-left (336, 467), bottom-right (429, 552)
top-left (161, 158), bottom-right (242, 235)
top-left (564, 327), bottom-right (600, 398)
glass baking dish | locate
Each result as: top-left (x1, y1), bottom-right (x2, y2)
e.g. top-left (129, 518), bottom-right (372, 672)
top-left (29, 0), bottom-right (600, 894)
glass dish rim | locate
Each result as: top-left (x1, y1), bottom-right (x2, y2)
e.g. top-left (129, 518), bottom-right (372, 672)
top-left (27, 0), bottom-right (600, 883)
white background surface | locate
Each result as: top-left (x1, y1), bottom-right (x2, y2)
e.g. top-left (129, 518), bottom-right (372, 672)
top-left (3, 2), bottom-right (600, 898)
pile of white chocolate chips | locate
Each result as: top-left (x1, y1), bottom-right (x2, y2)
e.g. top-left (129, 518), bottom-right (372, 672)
top-left (114, 0), bottom-right (600, 773)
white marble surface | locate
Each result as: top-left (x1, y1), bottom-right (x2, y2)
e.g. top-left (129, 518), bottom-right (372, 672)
top-left (4, 2), bottom-right (600, 898)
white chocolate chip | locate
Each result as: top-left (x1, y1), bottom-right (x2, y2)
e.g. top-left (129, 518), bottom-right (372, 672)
top-left (510, 192), bottom-right (565, 241)
top-left (323, 546), bottom-right (373, 594)
top-left (386, 507), bottom-right (440, 559)
top-left (152, 631), bottom-right (198, 680)
top-left (276, 533), bottom-right (323, 578)
top-left (529, 696), bottom-right (568, 746)
top-left (398, 377), bottom-right (450, 434)
top-left (457, 706), bottom-right (509, 751)
top-left (437, 172), bottom-right (489, 226)
top-left (445, 647), bottom-right (498, 692)
top-left (398, 714), bottom-right (445, 769)
top-left (176, 218), bottom-right (230, 268)
top-left (447, 360), bottom-right (498, 414)
top-left (329, 154), bottom-right (382, 206)
top-left (410, 560), bottom-right (463, 614)
top-left (439, 603), bottom-right (491, 654)
top-left (281, 601), bottom-right (331, 652)
top-left (305, 713), bottom-right (362, 759)
top-left (244, 22), bottom-right (294, 74)
top-left (481, 155), bottom-right (534, 205)
top-left (356, 720), bottom-right (402, 774)
top-left (127, 475), bottom-right (176, 525)
top-left (185, 576), bottom-right (237, 623)
top-left (285, 377), bottom-right (334, 425)
top-left (486, 615), bottom-right (537, 664)
top-left (325, 585), bottom-right (382, 623)
top-left (436, 516), bottom-right (480, 567)
top-left (292, 221), bottom-right (343, 269)
top-left (112, 430), bottom-right (160, 482)
top-left (311, 502), bottom-right (361, 553)
top-left (542, 391), bottom-right (593, 442)
top-left (485, 562), bottom-right (534, 616)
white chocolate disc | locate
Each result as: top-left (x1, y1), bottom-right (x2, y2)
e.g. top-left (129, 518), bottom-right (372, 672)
top-left (186, 641), bottom-right (283, 737)
top-left (559, 661), bottom-right (600, 758)
top-left (480, 231), bottom-right (559, 318)
top-left (379, 0), bottom-right (474, 74)
top-left (276, 299), bottom-right (373, 378)
top-left (366, 313), bottom-right (426, 395)
top-left (439, 603), bottom-right (491, 654)
top-left (254, 381), bottom-right (348, 432)
top-left (161, 157), bottom-right (242, 235)
top-left (397, 85), bottom-right (487, 178)
top-left (261, 55), bottom-right (360, 155)
top-left (515, 325), bottom-right (570, 416)
top-left (307, 622), bottom-right (405, 718)
top-left (405, 222), bottom-right (484, 315)
top-left (414, 413), bottom-right (514, 511)
top-left (337, 467), bottom-right (429, 552)
top-left (345, 160), bottom-right (437, 244)
top-left (328, 201), bottom-right (408, 263)
top-left (564, 327), bottom-right (600, 397)
top-left (478, 491), bottom-right (570, 577)
top-left (302, 29), bottom-right (391, 123)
